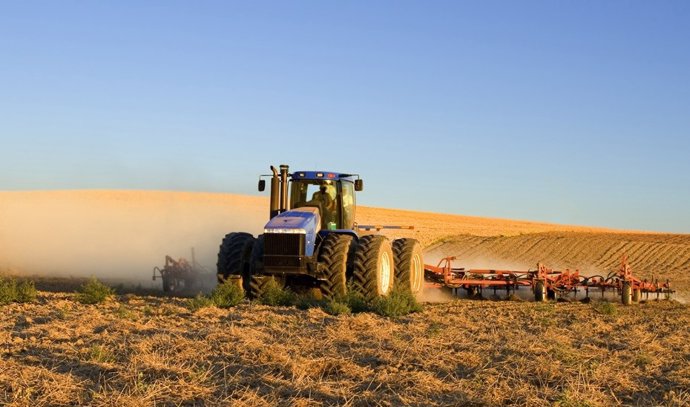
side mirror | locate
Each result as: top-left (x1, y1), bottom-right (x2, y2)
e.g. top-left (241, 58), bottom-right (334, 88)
top-left (258, 179), bottom-right (266, 191)
top-left (354, 179), bottom-right (363, 191)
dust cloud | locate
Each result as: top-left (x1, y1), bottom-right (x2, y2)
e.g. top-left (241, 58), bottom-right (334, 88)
top-left (418, 286), bottom-right (456, 303)
top-left (0, 191), bottom-right (269, 287)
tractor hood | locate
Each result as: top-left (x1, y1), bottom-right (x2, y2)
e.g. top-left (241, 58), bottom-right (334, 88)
top-left (264, 207), bottom-right (321, 256)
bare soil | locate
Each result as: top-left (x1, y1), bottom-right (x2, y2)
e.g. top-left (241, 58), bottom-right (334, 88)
top-left (1, 293), bottom-right (688, 407)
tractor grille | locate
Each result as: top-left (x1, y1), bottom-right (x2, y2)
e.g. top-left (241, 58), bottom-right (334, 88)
top-left (264, 233), bottom-right (305, 256)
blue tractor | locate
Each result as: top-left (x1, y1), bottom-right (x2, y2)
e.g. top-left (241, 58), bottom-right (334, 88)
top-left (216, 164), bottom-right (424, 301)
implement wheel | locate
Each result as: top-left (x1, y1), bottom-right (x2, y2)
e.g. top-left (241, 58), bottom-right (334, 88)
top-left (534, 280), bottom-right (546, 302)
top-left (621, 281), bottom-right (632, 305)
top-left (393, 238), bottom-right (424, 295)
top-left (162, 276), bottom-right (174, 293)
top-left (352, 235), bottom-right (394, 301)
top-left (318, 234), bottom-right (353, 300)
top-left (547, 288), bottom-right (557, 301)
top-left (632, 288), bottom-right (641, 303)
top-left (217, 232), bottom-right (255, 286)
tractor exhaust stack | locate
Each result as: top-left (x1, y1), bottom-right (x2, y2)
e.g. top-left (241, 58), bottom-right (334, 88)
top-left (269, 166), bottom-right (280, 218)
top-left (279, 164), bottom-right (289, 214)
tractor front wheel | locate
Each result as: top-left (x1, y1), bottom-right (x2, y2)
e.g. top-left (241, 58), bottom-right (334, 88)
top-left (249, 275), bottom-right (285, 300)
top-left (247, 234), bottom-right (265, 292)
top-left (351, 235), bottom-right (394, 302)
top-left (318, 234), bottom-right (353, 300)
top-left (217, 232), bottom-right (255, 286)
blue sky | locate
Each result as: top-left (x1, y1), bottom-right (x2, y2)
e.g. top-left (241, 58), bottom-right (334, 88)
top-left (1, 1), bottom-right (689, 232)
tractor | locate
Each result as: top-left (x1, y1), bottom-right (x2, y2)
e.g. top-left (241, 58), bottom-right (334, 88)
top-left (216, 164), bottom-right (424, 301)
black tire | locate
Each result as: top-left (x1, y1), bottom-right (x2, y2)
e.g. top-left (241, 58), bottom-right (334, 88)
top-left (465, 286), bottom-right (480, 298)
top-left (318, 233), bottom-right (353, 300)
top-left (183, 277), bottom-right (197, 291)
top-left (547, 288), bottom-right (557, 301)
top-left (248, 275), bottom-right (284, 300)
top-left (217, 232), bottom-right (255, 285)
top-left (351, 235), bottom-right (394, 302)
top-left (632, 288), bottom-right (641, 303)
top-left (248, 234), bottom-right (265, 289)
top-left (393, 238), bottom-right (424, 295)
top-left (622, 281), bottom-right (632, 305)
top-left (534, 280), bottom-right (546, 302)
top-left (162, 276), bottom-right (173, 293)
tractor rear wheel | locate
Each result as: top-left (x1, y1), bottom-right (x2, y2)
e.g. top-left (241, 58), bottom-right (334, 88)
top-left (318, 234), bottom-right (353, 300)
top-left (351, 235), bottom-right (394, 302)
top-left (393, 238), bottom-right (424, 295)
top-left (217, 232), bottom-right (255, 286)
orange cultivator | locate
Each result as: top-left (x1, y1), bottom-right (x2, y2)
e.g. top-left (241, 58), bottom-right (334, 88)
top-left (424, 255), bottom-right (674, 304)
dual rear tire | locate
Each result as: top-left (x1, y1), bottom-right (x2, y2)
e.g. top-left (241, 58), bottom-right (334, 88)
top-left (393, 238), bottom-right (424, 295)
top-left (351, 235), bottom-right (395, 302)
top-left (319, 234), bottom-right (425, 301)
top-left (318, 234), bottom-right (353, 300)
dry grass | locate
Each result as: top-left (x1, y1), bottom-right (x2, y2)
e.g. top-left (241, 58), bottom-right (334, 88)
top-left (1, 291), bottom-right (688, 407)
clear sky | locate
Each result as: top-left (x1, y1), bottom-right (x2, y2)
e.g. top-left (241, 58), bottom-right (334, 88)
top-left (1, 1), bottom-right (689, 232)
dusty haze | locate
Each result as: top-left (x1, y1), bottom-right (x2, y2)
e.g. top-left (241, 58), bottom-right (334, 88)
top-left (0, 191), bottom-right (267, 283)
top-left (1, 190), bottom-right (687, 293)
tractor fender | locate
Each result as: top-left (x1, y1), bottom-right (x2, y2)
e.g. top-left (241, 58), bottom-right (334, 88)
top-left (317, 229), bottom-right (359, 241)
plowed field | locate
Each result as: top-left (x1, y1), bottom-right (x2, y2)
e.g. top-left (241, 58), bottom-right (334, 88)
top-left (1, 293), bottom-right (688, 407)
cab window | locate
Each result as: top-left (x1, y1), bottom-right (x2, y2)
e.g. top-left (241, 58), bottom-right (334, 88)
top-left (340, 181), bottom-right (355, 229)
top-left (290, 180), bottom-right (341, 229)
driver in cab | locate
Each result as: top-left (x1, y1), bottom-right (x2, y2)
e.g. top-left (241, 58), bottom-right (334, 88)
top-left (311, 184), bottom-right (335, 225)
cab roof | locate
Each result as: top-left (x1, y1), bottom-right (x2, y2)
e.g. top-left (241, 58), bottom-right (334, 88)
top-left (291, 171), bottom-right (357, 182)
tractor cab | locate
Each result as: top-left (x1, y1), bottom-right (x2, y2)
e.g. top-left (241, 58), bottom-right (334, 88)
top-left (289, 172), bottom-right (358, 230)
top-left (259, 166), bottom-right (363, 231)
